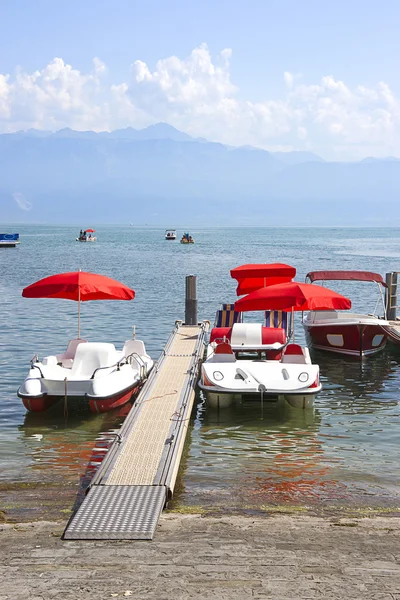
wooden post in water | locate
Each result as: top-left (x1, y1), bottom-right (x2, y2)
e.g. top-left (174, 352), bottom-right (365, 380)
top-left (386, 272), bottom-right (398, 321)
top-left (185, 275), bottom-right (198, 325)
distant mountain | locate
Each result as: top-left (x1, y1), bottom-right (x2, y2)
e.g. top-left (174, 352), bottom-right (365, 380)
top-left (1, 126), bottom-right (400, 225)
top-left (50, 123), bottom-right (195, 142)
top-left (361, 156), bottom-right (400, 163)
top-left (272, 151), bottom-right (324, 165)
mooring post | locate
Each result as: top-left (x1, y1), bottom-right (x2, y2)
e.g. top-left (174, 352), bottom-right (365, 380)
top-left (185, 275), bottom-right (198, 325)
top-left (386, 272), bottom-right (398, 321)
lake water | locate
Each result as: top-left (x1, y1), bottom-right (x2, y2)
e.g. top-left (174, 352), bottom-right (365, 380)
top-left (1, 225), bottom-right (399, 518)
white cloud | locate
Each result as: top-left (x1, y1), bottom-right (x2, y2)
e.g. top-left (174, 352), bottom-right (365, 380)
top-left (12, 192), bottom-right (32, 211)
top-left (284, 72), bottom-right (294, 89)
top-left (0, 45), bottom-right (399, 159)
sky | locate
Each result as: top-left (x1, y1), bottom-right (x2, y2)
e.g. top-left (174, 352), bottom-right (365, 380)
top-left (0, 0), bottom-right (399, 160)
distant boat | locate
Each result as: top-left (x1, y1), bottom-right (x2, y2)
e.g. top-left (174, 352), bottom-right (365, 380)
top-left (180, 232), bottom-right (194, 244)
top-left (0, 233), bottom-right (20, 247)
top-left (165, 229), bottom-right (177, 240)
top-left (76, 228), bottom-right (97, 242)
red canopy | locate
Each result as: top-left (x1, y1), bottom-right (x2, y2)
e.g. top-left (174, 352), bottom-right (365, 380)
top-left (231, 263), bottom-right (296, 281)
top-left (22, 271), bottom-right (135, 337)
top-left (85, 228), bottom-right (96, 233)
top-left (234, 282), bottom-right (351, 312)
top-left (236, 276), bottom-right (293, 296)
top-left (22, 271), bottom-right (135, 301)
top-left (306, 270), bottom-right (386, 287)
top-left (231, 263), bottom-right (296, 295)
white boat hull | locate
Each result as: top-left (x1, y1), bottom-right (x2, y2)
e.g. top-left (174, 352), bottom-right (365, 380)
top-left (199, 333), bottom-right (321, 409)
top-left (18, 340), bottom-right (153, 413)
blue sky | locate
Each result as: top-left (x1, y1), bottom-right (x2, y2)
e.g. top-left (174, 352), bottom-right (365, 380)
top-left (0, 0), bottom-right (399, 159)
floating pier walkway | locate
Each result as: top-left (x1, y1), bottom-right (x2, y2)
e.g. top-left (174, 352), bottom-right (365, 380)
top-left (64, 320), bottom-right (209, 540)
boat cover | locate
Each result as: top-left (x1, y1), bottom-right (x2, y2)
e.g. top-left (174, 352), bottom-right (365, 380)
top-left (230, 263), bottom-right (296, 281)
top-left (306, 270), bottom-right (387, 286)
top-left (0, 233), bottom-right (19, 241)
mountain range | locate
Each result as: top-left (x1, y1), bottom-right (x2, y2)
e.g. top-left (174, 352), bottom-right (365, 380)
top-left (1, 123), bottom-right (400, 225)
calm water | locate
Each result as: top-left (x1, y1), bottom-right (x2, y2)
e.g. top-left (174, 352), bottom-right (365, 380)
top-left (1, 226), bottom-right (400, 513)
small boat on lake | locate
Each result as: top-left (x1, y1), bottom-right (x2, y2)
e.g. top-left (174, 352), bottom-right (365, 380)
top-left (17, 271), bottom-right (153, 414)
top-left (303, 270), bottom-right (389, 359)
top-left (165, 229), bottom-right (176, 240)
top-left (0, 233), bottom-right (20, 247)
top-left (76, 228), bottom-right (96, 242)
top-left (180, 232), bottom-right (194, 244)
top-left (199, 264), bottom-right (350, 409)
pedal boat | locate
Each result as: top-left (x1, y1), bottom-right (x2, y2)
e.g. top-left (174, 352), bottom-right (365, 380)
top-left (19, 270), bottom-right (151, 414)
top-left (18, 337), bottom-right (153, 414)
top-left (199, 323), bottom-right (321, 409)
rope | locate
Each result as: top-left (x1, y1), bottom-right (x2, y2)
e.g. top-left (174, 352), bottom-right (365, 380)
top-left (63, 377), bottom-right (68, 417)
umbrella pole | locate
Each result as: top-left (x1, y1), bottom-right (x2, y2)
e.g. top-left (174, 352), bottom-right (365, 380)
top-left (292, 307), bottom-right (295, 341)
top-left (78, 287), bottom-right (81, 338)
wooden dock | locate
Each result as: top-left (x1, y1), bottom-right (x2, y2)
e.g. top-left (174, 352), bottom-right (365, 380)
top-left (64, 321), bottom-right (209, 540)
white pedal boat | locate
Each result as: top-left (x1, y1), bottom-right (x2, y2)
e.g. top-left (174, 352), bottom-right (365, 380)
top-left (199, 323), bottom-right (321, 409)
top-left (18, 337), bottom-right (153, 414)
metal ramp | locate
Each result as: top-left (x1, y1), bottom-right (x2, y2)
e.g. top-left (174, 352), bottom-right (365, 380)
top-left (64, 322), bottom-right (208, 540)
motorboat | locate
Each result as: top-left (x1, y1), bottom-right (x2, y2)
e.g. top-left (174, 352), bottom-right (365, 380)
top-left (180, 232), bottom-right (194, 244)
top-left (303, 271), bottom-right (389, 359)
top-left (17, 270), bottom-right (153, 414)
top-left (0, 233), bottom-right (20, 247)
top-left (77, 228), bottom-right (96, 242)
top-left (199, 264), bottom-right (351, 409)
top-left (379, 320), bottom-right (400, 346)
top-left (165, 229), bottom-right (176, 240)
top-left (18, 335), bottom-right (153, 414)
top-left (199, 322), bottom-right (321, 409)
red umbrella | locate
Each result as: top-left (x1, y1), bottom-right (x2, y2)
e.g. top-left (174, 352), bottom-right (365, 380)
top-left (231, 263), bottom-right (296, 296)
top-left (22, 271), bottom-right (135, 337)
top-left (85, 229), bottom-right (96, 233)
top-left (234, 282), bottom-right (351, 313)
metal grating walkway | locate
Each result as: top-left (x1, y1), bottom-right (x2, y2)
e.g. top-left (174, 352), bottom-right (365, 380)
top-left (64, 322), bottom-right (209, 540)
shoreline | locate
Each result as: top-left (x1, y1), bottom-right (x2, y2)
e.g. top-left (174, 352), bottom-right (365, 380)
top-left (1, 479), bottom-right (400, 524)
top-left (2, 512), bottom-right (400, 599)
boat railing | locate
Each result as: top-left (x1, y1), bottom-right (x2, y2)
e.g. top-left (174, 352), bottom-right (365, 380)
top-left (90, 361), bottom-right (121, 379)
top-left (125, 351), bottom-right (148, 379)
top-left (30, 356), bottom-right (45, 378)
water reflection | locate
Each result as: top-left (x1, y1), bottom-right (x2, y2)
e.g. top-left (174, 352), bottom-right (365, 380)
top-left (316, 349), bottom-right (400, 401)
top-left (15, 402), bottom-right (129, 485)
top-left (175, 395), bottom-right (342, 508)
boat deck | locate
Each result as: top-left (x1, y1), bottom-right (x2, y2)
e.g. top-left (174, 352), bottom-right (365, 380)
top-left (64, 321), bottom-right (209, 540)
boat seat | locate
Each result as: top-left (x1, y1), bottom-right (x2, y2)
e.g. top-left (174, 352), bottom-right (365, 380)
top-left (56, 338), bottom-right (87, 367)
top-left (282, 344), bottom-right (307, 364)
top-left (209, 341), bottom-right (236, 362)
top-left (261, 327), bottom-right (286, 345)
top-left (265, 310), bottom-right (289, 331)
top-left (122, 339), bottom-right (147, 358)
top-left (70, 343), bottom-right (118, 379)
top-left (210, 327), bottom-right (232, 343)
top-left (214, 304), bottom-right (243, 327)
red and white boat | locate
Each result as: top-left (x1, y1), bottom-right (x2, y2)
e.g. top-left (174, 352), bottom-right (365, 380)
top-left (17, 271), bottom-right (153, 413)
top-left (18, 337), bottom-right (153, 414)
top-left (303, 271), bottom-right (389, 359)
top-left (199, 266), bottom-right (350, 409)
